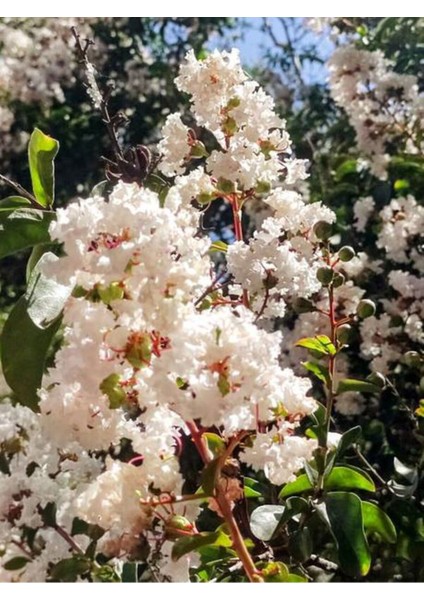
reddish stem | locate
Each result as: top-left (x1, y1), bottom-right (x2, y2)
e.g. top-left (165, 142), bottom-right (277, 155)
top-left (186, 421), bottom-right (262, 582)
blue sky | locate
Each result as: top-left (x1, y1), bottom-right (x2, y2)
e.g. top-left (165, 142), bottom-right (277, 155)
top-left (208, 17), bottom-right (333, 86)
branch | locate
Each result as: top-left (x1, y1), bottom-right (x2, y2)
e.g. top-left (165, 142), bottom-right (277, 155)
top-left (71, 27), bottom-right (124, 162)
top-left (0, 173), bottom-right (42, 209)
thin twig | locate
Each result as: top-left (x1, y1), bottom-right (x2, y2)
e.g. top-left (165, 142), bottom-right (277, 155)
top-left (54, 524), bottom-right (86, 555)
top-left (0, 173), bottom-right (41, 208)
top-left (354, 446), bottom-right (390, 489)
top-left (71, 27), bottom-right (124, 163)
top-left (11, 539), bottom-right (34, 560)
top-left (194, 271), bottom-right (231, 307)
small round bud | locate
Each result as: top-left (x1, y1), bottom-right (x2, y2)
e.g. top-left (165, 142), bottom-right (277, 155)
top-left (403, 351), bottom-right (421, 367)
top-left (292, 297), bottom-right (315, 314)
top-left (389, 315), bottom-right (404, 328)
top-left (313, 220), bottom-right (333, 241)
top-left (336, 324), bottom-right (353, 345)
top-left (332, 273), bottom-right (345, 288)
top-left (216, 177), bottom-right (236, 194)
top-left (367, 372), bottom-right (386, 388)
top-left (338, 246), bottom-right (355, 262)
top-left (255, 181), bottom-right (271, 195)
top-left (165, 515), bottom-right (194, 540)
top-left (357, 299), bottom-right (376, 319)
top-left (197, 192), bottom-right (214, 205)
top-left (316, 266), bottom-right (334, 286)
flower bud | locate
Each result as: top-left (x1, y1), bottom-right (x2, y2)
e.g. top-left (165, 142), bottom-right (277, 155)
top-left (336, 324), bottom-right (353, 345)
top-left (164, 515), bottom-right (194, 541)
top-left (332, 273), bottom-right (345, 288)
top-left (338, 246), bottom-right (355, 262)
top-left (216, 177), bottom-right (236, 194)
top-left (313, 220), bottom-right (333, 241)
top-left (316, 266), bottom-right (333, 286)
top-left (255, 181), bottom-right (271, 195)
top-left (367, 372), bottom-right (386, 388)
top-left (389, 315), bottom-right (403, 328)
top-left (357, 299), bottom-right (376, 319)
top-left (403, 351), bottom-right (421, 367)
top-left (197, 192), bottom-right (214, 205)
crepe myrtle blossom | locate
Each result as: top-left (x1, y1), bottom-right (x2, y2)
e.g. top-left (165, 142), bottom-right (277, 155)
top-left (158, 48), bottom-right (298, 192)
top-left (1, 49), bottom-right (346, 582)
top-left (328, 45), bottom-right (424, 179)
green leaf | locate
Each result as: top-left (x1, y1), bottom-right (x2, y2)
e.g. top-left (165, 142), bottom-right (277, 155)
top-left (296, 335), bottom-right (336, 356)
top-left (361, 501), bottom-right (397, 544)
top-left (280, 466), bottom-right (375, 498)
top-left (244, 485), bottom-right (262, 498)
top-left (337, 426), bottom-right (362, 457)
top-left (0, 196), bottom-right (31, 211)
top-left (289, 527), bottom-right (313, 562)
top-left (393, 178), bottom-right (410, 192)
top-left (280, 474), bottom-right (313, 498)
top-left (337, 379), bottom-right (379, 394)
top-left (71, 517), bottom-right (105, 541)
top-left (315, 335), bottom-right (336, 353)
top-left (243, 477), bottom-right (263, 498)
top-left (1, 295), bottom-right (61, 410)
top-left (25, 252), bottom-right (71, 328)
top-left (49, 556), bottom-right (91, 582)
top-left (121, 563), bottom-right (138, 582)
top-left (324, 466), bottom-right (375, 493)
top-left (335, 159), bottom-right (358, 181)
top-left (93, 565), bottom-right (120, 582)
top-left (324, 491), bottom-right (371, 577)
top-left (311, 402), bottom-right (326, 426)
top-left (26, 243), bottom-right (51, 282)
top-left (200, 458), bottom-right (220, 496)
top-left (171, 531), bottom-right (230, 561)
top-left (28, 128), bottom-right (59, 208)
top-left (209, 240), bottom-right (228, 253)
top-left (301, 361), bottom-right (330, 384)
top-left (39, 501), bottom-right (57, 527)
top-left (0, 207), bottom-right (54, 260)
top-left (3, 556), bottom-right (31, 570)
top-left (202, 432), bottom-right (225, 457)
top-left (304, 460), bottom-right (319, 484)
top-left (145, 173), bottom-right (169, 206)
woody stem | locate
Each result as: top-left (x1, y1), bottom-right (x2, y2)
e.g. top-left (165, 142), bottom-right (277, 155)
top-left (186, 421), bottom-right (262, 582)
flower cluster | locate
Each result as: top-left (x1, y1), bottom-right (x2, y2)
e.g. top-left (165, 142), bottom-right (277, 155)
top-left (1, 50), bottom-right (330, 581)
top-left (328, 45), bottom-right (424, 179)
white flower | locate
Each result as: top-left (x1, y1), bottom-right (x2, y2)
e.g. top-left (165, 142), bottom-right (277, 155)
top-left (241, 427), bottom-right (317, 486)
top-left (158, 113), bottom-right (191, 177)
top-left (354, 196), bottom-right (375, 232)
